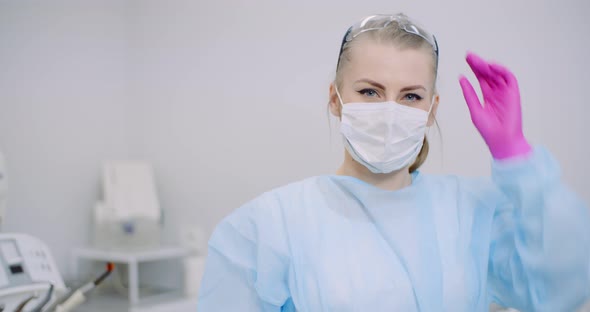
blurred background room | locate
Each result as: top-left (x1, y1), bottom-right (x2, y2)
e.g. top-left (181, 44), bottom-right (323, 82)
top-left (0, 0), bottom-right (588, 311)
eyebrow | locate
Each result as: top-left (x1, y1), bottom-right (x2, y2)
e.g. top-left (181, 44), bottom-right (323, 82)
top-left (354, 78), bottom-right (386, 90)
top-left (354, 79), bottom-right (427, 92)
top-left (400, 85), bottom-right (427, 92)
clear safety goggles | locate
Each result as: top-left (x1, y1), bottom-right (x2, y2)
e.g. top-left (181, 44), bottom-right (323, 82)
top-left (336, 14), bottom-right (439, 69)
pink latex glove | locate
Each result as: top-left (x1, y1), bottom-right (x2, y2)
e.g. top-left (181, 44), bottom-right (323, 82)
top-left (459, 52), bottom-right (532, 160)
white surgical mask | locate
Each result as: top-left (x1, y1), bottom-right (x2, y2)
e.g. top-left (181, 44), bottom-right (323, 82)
top-left (336, 87), bottom-right (433, 174)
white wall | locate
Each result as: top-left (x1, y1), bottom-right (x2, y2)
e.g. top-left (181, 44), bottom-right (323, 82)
top-left (0, 0), bottom-right (589, 280)
top-left (131, 0), bottom-right (590, 237)
top-left (0, 1), bottom-right (136, 278)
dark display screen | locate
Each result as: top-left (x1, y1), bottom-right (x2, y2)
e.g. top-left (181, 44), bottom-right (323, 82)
top-left (9, 264), bottom-right (24, 274)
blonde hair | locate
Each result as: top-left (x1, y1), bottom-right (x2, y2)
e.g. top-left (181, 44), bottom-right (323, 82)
top-left (335, 18), bottom-right (438, 173)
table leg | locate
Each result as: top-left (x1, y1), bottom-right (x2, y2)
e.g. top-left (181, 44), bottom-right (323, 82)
top-left (128, 261), bottom-right (139, 305)
top-left (69, 252), bottom-right (79, 282)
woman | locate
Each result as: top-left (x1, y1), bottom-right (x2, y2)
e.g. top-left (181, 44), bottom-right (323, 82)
top-left (197, 14), bottom-right (590, 311)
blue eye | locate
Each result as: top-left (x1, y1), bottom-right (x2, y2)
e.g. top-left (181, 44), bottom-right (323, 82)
top-left (404, 93), bottom-right (423, 102)
top-left (358, 88), bottom-right (378, 97)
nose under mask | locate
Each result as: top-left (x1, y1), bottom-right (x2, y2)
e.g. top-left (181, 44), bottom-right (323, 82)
top-left (335, 87), bottom-right (433, 174)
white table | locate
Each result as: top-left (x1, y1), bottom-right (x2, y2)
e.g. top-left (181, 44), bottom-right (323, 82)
top-left (70, 246), bottom-right (194, 305)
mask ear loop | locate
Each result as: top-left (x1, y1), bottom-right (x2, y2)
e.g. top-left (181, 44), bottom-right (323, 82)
top-left (427, 95), bottom-right (435, 115)
top-left (426, 95), bottom-right (436, 137)
top-left (334, 85), bottom-right (345, 108)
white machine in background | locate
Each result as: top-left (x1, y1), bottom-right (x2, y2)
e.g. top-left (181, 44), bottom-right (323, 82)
top-left (71, 161), bottom-right (203, 312)
top-left (0, 233), bottom-right (67, 312)
top-left (0, 151), bottom-right (123, 312)
top-left (93, 162), bottom-right (162, 250)
top-left (0, 151), bottom-right (68, 311)
top-left (0, 155), bottom-right (202, 311)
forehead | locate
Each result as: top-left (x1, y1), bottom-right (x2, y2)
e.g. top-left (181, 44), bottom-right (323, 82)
top-left (343, 40), bottom-right (435, 88)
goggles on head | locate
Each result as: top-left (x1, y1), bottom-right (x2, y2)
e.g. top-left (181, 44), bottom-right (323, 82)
top-left (336, 13), bottom-right (439, 70)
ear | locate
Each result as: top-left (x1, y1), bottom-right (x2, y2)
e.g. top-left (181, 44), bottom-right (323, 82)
top-left (427, 94), bottom-right (440, 127)
top-left (329, 83), bottom-right (342, 118)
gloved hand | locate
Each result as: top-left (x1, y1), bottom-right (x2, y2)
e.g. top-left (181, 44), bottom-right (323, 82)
top-left (459, 52), bottom-right (532, 160)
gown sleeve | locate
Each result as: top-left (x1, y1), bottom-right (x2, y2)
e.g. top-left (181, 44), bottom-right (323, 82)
top-left (486, 146), bottom-right (590, 311)
top-left (197, 192), bottom-right (292, 311)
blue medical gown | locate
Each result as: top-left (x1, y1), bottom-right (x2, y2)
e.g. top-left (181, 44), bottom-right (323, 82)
top-left (197, 147), bottom-right (590, 311)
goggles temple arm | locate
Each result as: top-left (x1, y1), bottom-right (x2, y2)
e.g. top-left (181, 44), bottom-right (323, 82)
top-left (336, 27), bottom-right (353, 71)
